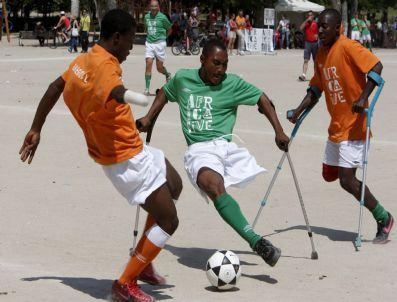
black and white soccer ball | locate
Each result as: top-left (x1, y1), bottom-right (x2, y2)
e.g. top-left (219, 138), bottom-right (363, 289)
top-left (206, 250), bottom-right (242, 290)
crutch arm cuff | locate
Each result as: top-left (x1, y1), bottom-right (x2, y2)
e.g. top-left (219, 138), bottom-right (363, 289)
top-left (367, 71), bottom-right (384, 86)
top-left (306, 86), bottom-right (322, 99)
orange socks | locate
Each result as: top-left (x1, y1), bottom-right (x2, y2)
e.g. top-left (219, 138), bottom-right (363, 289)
top-left (119, 234), bottom-right (161, 284)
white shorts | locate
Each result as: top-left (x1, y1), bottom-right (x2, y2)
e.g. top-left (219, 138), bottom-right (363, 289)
top-left (362, 33), bottom-right (371, 42)
top-left (184, 139), bottom-right (266, 196)
top-left (351, 31), bottom-right (361, 41)
top-left (102, 145), bottom-right (167, 205)
top-left (145, 40), bottom-right (167, 61)
top-left (323, 139), bottom-right (367, 168)
top-left (228, 31), bottom-right (236, 39)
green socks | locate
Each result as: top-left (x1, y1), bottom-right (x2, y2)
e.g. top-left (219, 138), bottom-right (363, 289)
top-left (372, 202), bottom-right (389, 223)
top-left (215, 193), bottom-right (261, 249)
top-left (145, 74), bottom-right (151, 90)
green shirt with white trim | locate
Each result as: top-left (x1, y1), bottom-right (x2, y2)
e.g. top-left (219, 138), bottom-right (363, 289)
top-left (144, 12), bottom-right (171, 43)
top-left (163, 69), bottom-right (262, 146)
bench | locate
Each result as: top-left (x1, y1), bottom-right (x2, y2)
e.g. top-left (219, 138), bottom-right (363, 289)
top-left (18, 30), bottom-right (55, 47)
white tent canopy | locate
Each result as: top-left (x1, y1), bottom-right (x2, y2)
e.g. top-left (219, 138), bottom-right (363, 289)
top-left (275, 0), bottom-right (325, 12)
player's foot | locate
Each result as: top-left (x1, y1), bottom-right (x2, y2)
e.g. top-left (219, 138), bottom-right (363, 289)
top-left (298, 74), bottom-right (306, 81)
top-left (165, 72), bottom-right (172, 82)
top-left (111, 279), bottom-right (155, 302)
top-left (254, 237), bottom-right (281, 267)
top-left (373, 212), bottom-right (394, 244)
top-left (138, 263), bottom-right (166, 285)
top-left (143, 89), bottom-right (150, 96)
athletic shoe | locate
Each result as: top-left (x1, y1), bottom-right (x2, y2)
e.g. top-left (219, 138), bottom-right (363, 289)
top-left (298, 74), bottom-right (306, 81)
top-left (165, 72), bottom-right (172, 82)
top-left (373, 212), bottom-right (394, 244)
top-left (254, 237), bottom-right (281, 267)
top-left (138, 263), bottom-right (166, 285)
top-left (111, 279), bottom-right (155, 302)
top-left (143, 89), bottom-right (150, 96)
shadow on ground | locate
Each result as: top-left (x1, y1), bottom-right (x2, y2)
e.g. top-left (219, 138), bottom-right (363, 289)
top-left (165, 245), bottom-right (278, 284)
top-left (270, 225), bottom-right (357, 242)
top-left (22, 276), bottom-right (174, 301)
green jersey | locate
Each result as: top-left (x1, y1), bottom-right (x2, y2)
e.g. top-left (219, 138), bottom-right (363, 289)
top-left (360, 19), bottom-right (370, 35)
top-left (144, 12), bottom-right (171, 43)
top-left (163, 69), bottom-right (262, 146)
top-left (350, 18), bottom-right (360, 31)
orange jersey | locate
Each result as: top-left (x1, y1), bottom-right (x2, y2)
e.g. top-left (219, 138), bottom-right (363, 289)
top-left (309, 35), bottom-right (379, 143)
top-left (235, 16), bottom-right (246, 30)
top-left (61, 44), bottom-right (143, 165)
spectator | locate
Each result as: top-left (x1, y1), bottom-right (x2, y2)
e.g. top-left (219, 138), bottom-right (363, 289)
top-left (207, 7), bottom-right (218, 33)
top-left (299, 11), bottom-right (318, 81)
top-left (68, 16), bottom-right (79, 53)
top-left (80, 9), bottom-right (91, 53)
top-left (189, 10), bottom-right (200, 41)
top-left (277, 14), bottom-right (290, 49)
top-left (34, 21), bottom-right (46, 47)
top-left (236, 10), bottom-right (246, 55)
top-left (170, 8), bottom-right (179, 24)
top-left (227, 13), bottom-right (237, 55)
top-left (245, 14), bottom-right (253, 32)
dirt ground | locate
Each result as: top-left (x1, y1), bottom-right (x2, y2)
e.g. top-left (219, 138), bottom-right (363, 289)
top-left (1, 35), bottom-right (396, 302)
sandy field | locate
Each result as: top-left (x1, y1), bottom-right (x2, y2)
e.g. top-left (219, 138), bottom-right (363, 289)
top-left (1, 34), bottom-right (396, 302)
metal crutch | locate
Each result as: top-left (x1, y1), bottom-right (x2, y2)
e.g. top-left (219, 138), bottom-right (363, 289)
top-left (354, 71), bottom-right (385, 249)
top-left (252, 106), bottom-right (319, 259)
top-left (130, 93), bottom-right (161, 256)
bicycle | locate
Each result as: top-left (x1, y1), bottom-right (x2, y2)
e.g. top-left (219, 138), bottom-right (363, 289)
top-left (49, 27), bottom-right (67, 49)
top-left (171, 32), bottom-right (208, 56)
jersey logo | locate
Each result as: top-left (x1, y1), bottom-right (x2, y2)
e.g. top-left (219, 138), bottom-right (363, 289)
top-left (186, 94), bottom-right (213, 133)
top-left (72, 63), bottom-right (88, 84)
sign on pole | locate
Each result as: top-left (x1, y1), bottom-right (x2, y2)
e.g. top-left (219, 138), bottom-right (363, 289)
top-left (264, 8), bottom-right (275, 26)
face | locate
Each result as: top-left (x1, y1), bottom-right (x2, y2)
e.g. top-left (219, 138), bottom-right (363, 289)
top-left (307, 12), bottom-right (313, 21)
top-left (200, 47), bottom-right (228, 85)
top-left (82, 10), bottom-right (87, 16)
top-left (114, 29), bottom-right (135, 63)
top-left (150, 1), bottom-right (160, 15)
top-left (318, 13), bottom-right (339, 48)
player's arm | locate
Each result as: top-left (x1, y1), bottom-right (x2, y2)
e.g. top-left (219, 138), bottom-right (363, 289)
top-left (110, 85), bottom-right (149, 106)
top-left (352, 61), bottom-right (383, 113)
top-left (287, 87), bottom-right (320, 124)
top-left (136, 88), bottom-right (168, 133)
top-left (19, 76), bottom-right (65, 164)
top-left (257, 93), bottom-right (290, 152)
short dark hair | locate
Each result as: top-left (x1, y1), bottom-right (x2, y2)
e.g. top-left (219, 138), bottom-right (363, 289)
top-left (100, 9), bottom-right (136, 39)
top-left (319, 8), bottom-right (341, 26)
top-left (202, 38), bottom-right (227, 57)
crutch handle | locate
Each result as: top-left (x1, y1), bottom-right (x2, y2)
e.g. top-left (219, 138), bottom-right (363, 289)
top-left (290, 106), bottom-right (313, 138)
top-left (365, 72), bottom-right (385, 127)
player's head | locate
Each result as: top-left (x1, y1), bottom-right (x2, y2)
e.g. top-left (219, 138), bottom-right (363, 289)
top-left (100, 9), bottom-right (136, 63)
top-left (150, 0), bottom-right (160, 15)
top-left (199, 38), bottom-right (228, 86)
top-left (318, 8), bottom-right (341, 48)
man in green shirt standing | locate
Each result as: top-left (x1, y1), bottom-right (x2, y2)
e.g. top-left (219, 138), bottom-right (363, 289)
top-left (80, 9), bottom-right (91, 53)
top-left (360, 14), bottom-right (372, 51)
top-left (350, 13), bottom-right (362, 43)
top-left (144, 0), bottom-right (172, 95)
top-left (138, 39), bottom-right (290, 267)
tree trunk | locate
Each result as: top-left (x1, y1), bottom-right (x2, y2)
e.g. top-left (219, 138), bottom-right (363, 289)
top-left (94, 0), bottom-right (117, 25)
top-left (71, 0), bottom-right (80, 18)
top-left (330, 0), bottom-right (342, 12)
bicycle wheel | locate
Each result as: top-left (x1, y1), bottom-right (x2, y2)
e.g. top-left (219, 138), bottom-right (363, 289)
top-left (171, 41), bottom-right (182, 55)
top-left (49, 31), bottom-right (57, 49)
top-left (190, 43), bottom-right (200, 55)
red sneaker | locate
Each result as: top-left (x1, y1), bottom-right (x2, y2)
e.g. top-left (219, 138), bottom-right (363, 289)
top-left (138, 263), bottom-right (166, 285)
top-left (111, 279), bottom-right (155, 302)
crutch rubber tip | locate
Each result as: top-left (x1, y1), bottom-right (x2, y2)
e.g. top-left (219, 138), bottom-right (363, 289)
top-left (311, 251), bottom-right (319, 260)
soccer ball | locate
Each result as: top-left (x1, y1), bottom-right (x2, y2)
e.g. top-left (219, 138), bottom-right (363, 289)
top-left (206, 250), bottom-right (242, 290)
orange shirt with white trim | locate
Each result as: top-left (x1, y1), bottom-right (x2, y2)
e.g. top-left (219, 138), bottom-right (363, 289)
top-left (309, 35), bottom-right (379, 143)
top-left (61, 44), bottom-right (143, 165)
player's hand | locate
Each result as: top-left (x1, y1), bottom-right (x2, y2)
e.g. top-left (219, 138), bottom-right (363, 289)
top-left (19, 130), bottom-right (40, 164)
top-left (352, 100), bottom-right (365, 113)
top-left (275, 131), bottom-right (290, 152)
top-left (286, 109), bottom-right (299, 124)
top-left (136, 116), bottom-right (151, 132)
